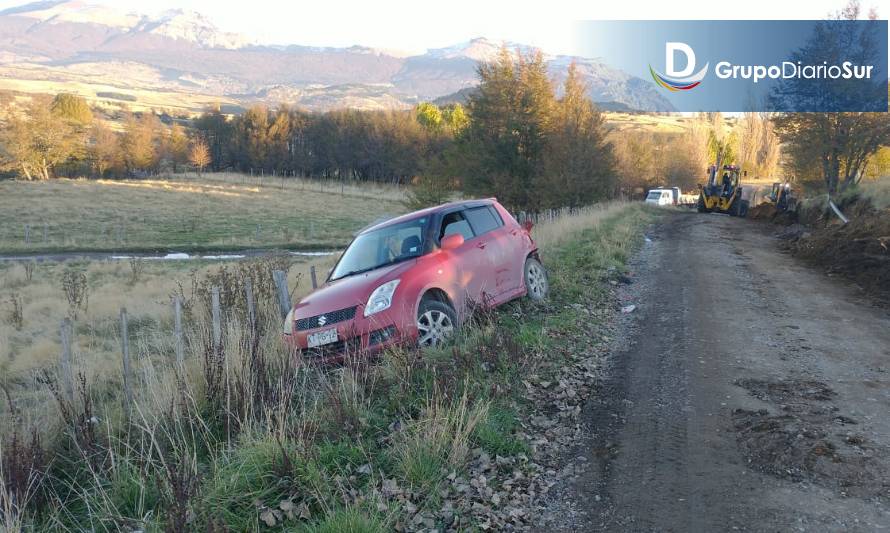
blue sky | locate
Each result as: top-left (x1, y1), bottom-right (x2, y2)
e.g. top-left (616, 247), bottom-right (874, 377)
top-left (0, 0), bottom-right (865, 55)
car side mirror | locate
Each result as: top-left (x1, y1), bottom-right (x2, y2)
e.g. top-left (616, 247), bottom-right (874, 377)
top-left (441, 233), bottom-right (464, 251)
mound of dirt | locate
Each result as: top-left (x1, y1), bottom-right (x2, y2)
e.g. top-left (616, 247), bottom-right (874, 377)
top-left (760, 194), bottom-right (890, 303)
top-left (747, 203), bottom-right (777, 220)
top-left (747, 203), bottom-right (799, 225)
top-left (787, 205), bottom-right (890, 301)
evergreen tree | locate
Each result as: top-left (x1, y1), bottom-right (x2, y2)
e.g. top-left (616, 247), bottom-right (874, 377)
top-left (541, 63), bottom-right (616, 206)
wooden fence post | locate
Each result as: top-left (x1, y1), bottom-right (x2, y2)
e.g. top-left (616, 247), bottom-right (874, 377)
top-left (310, 266), bottom-right (318, 290)
top-left (60, 318), bottom-right (73, 403)
top-left (211, 286), bottom-right (222, 351)
top-left (272, 270), bottom-right (290, 319)
top-left (24, 224), bottom-right (30, 244)
top-left (244, 279), bottom-right (256, 332)
top-left (120, 308), bottom-right (133, 412)
top-left (173, 296), bottom-right (184, 366)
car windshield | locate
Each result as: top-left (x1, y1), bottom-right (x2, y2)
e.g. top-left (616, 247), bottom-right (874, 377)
top-left (647, 191), bottom-right (661, 199)
top-left (330, 217), bottom-right (429, 280)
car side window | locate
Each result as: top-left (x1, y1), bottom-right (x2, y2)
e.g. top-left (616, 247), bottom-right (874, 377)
top-left (439, 211), bottom-right (474, 241)
top-left (464, 206), bottom-right (502, 236)
top-left (487, 206), bottom-right (504, 226)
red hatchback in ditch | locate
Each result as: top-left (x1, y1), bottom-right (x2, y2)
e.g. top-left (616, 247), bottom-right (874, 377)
top-left (283, 199), bottom-right (548, 360)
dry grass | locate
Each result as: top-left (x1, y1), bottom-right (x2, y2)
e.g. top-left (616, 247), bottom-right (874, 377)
top-left (172, 172), bottom-right (408, 202)
top-left (0, 254), bottom-right (337, 437)
top-left (859, 175), bottom-right (890, 210)
top-left (0, 199), bottom-right (640, 439)
top-left (603, 112), bottom-right (737, 134)
top-left (530, 202), bottom-right (634, 250)
top-left (0, 174), bottom-right (406, 253)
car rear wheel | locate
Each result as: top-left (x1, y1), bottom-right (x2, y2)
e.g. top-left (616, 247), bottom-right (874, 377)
top-left (416, 300), bottom-right (456, 348)
top-left (524, 257), bottom-right (549, 301)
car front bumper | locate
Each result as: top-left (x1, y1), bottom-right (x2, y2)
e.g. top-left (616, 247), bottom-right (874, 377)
top-left (283, 307), bottom-right (414, 362)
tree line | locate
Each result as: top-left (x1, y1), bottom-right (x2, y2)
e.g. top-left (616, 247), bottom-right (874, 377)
top-left (0, 51), bottom-right (623, 212)
top-left (0, 94), bottom-right (212, 180)
top-left (3, 34), bottom-right (885, 211)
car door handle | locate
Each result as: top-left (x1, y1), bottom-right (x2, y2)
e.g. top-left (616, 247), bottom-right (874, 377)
top-left (476, 242), bottom-right (486, 249)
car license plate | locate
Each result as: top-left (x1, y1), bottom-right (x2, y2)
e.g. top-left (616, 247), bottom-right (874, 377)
top-left (307, 328), bottom-right (338, 348)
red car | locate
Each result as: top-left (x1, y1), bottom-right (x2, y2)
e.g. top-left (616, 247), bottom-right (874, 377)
top-left (282, 199), bottom-right (548, 360)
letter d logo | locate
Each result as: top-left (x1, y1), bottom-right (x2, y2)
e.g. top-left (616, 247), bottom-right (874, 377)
top-left (649, 42), bottom-right (709, 92)
top-left (666, 42), bottom-right (695, 77)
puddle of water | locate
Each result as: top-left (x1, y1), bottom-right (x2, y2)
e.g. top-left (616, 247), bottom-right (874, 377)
top-left (110, 251), bottom-right (337, 261)
top-left (0, 250), bottom-right (338, 263)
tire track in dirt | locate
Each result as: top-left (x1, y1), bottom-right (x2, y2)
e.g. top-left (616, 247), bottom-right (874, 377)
top-left (537, 212), bottom-right (890, 532)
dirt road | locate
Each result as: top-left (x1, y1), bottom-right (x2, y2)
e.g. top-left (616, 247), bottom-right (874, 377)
top-left (541, 212), bottom-right (890, 532)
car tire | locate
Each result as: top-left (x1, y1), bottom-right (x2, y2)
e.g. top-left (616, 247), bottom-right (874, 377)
top-left (416, 299), bottom-right (457, 348)
top-left (524, 257), bottom-right (549, 301)
top-left (697, 196), bottom-right (709, 213)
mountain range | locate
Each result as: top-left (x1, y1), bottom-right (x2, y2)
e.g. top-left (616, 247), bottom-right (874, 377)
top-left (0, 1), bottom-right (675, 113)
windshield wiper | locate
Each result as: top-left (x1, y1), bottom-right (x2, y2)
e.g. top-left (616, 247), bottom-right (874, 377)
top-left (332, 265), bottom-right (378, 280)
top-left (331, 255), bottom-right (417, 281)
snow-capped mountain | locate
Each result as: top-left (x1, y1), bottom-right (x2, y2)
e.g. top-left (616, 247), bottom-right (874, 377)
top-left (135, 9), bottom-right (253, 50)
top-left (0, 0), bottom-right (252, 49)
top-left (0, 1), bottom-right (675, 112)
top-left (425, 37), bottom-right (549, 62)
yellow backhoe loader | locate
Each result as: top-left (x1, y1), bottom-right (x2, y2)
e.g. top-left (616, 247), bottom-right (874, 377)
top-left (697, 157), bottom-right (749, 217)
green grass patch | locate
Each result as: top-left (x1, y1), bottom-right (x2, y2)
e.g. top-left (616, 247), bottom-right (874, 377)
top-left (472, 404), bottom-right (529, 457)
top-left (295, 507), bottom-right (387, 533)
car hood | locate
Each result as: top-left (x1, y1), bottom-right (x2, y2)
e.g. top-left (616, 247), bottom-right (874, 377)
top-left (294, 259), bottom-right (417, 317)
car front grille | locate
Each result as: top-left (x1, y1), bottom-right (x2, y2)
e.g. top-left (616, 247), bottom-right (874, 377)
top-left (296, 306), bottom-right (357, 331)
top-left (303, 337), bottom-right (361, 358)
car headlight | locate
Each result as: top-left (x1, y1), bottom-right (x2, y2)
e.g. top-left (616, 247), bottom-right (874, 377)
top-left (282, 308), bottom-right (296, 334)
top-left (364, 279), bottom-right (400, 317)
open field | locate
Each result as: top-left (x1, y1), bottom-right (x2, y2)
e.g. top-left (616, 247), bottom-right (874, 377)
top-left (603, 112), bottom-right (737, 134)
top-left (0, 173), bottom-right (408, 254)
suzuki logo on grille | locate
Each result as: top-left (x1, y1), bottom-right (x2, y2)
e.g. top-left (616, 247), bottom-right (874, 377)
top-left (317, 315), bottom-right (327, 326)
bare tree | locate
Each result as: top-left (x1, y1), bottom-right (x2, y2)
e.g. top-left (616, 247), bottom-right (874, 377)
top-left (189, 136), bottom-right (211, 176)
top-left (89, 122), bottom-right (122, 178)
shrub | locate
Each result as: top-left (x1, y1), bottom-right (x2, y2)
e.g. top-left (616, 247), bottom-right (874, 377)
top-left (5, 294), bottom-right (23, 331)
top-left (61, 268), bottom-right (89, 320)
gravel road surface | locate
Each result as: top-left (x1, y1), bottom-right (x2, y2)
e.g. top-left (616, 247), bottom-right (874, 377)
top-left (539, 212), bottom-right (890, 532)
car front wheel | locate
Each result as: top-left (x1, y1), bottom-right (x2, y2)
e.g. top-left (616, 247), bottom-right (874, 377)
top-left (524, 257), bottom-right (549, 301)
top-left (416, 299), bottom-right (456, 348)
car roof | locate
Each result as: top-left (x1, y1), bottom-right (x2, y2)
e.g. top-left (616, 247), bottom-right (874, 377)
top-left (358, 198), bottom-right (497, 234)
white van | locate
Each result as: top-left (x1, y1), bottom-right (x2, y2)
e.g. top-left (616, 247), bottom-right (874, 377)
top-left (645, 189), bottom-right (674, 206)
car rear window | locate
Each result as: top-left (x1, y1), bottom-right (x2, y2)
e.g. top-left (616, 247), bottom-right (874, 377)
top-left (464, 206), bottom-right (502, 235)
